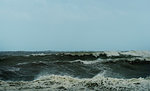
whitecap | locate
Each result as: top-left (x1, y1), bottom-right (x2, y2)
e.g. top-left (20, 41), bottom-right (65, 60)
top-left (1, 75), bottom-right (150, 91)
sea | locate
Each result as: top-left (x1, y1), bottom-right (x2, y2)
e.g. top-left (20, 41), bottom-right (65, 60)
top-left (0, 51), bottom-right (150, 91)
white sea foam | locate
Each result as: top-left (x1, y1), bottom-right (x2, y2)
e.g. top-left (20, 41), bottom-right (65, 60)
top-left (70, 57), bottom-right (150, 65)
top-left (17, 62), bottom-right (29, 65)
top-left (71, 59), bottom-right (101, 64)
top-left (35, 75), bottom-right (150, 91)
top-left (27, 51), bottom-right (150, 59)
top-left (1, 75), bottom-right (149, 91)
top-left (104, 51), bottom-right (120, 57)
top-left (120, 51), bottom-right (150, 57)
top-left (31, 53), bottom-right (47, 56)
top-left (92, 51), bottom-right (150, 58)
top-left (103, 51), bottom-right (150, 58)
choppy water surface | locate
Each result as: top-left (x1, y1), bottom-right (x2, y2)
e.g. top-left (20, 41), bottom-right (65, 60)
top-left (0, 51), bottom-right (150, 91)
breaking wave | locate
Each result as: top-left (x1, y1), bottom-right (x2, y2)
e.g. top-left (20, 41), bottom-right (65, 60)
top-left (0, 75), bottom-right (150, 91)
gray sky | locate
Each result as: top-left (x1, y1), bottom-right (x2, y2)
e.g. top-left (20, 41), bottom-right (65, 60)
top-left (0, 0), bottom-right (150, 51)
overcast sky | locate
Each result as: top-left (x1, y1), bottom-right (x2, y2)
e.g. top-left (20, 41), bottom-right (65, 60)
top-left (0, 0), bottom-right (150, 51)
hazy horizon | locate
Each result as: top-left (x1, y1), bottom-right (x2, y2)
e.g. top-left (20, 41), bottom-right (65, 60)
top-left (0, 50), bottom-right (150, 52)
top-left (0, 0), bottom-right (150, 51)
